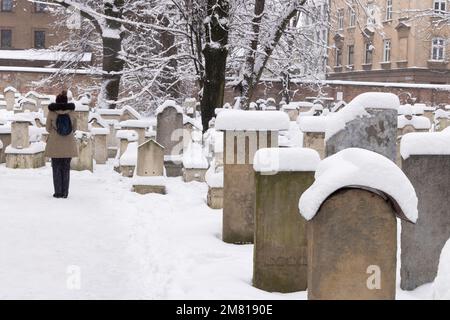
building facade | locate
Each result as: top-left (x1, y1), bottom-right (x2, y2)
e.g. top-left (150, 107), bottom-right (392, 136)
top-left (327, 0), bottom-right (450, 84)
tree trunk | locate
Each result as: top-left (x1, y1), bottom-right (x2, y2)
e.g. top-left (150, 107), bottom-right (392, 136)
top-left (200, 0), bottom-right (229, 132)
top-left (101, 36), bottom-right (124, 109)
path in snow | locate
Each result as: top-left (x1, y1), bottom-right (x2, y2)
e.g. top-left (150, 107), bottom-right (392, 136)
top-left (0, 162), bottom-right (432, 299)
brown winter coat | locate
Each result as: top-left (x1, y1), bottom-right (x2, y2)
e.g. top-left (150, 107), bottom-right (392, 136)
top-left (45, 103), bottom-right (79, 158)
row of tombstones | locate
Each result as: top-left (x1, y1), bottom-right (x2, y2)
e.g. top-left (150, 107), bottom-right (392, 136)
top-left (214, 97), bottom-right (449, 299)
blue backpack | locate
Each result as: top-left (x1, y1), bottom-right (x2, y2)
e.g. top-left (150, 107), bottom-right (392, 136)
top-left (56, 114), bottom-right (73, 136)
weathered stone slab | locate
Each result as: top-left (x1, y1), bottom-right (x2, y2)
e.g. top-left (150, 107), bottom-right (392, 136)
top-left (156, 102), bottom-right (183, 157)
top-left (11, 122), bottom-right (30, 149)
top-left (254, 171), bottom-right (314, 293)
top-left (326, 109), bottom-right (398, 162)
top-left (307, 188), bottom-right (397, 300)
top-left (136, 140), bottom-right (164, 177)
top-left (71, 132), bottom-right (93, 172)
top-left (303, 132), bottom-right (325, 159)
top-left (0, 132), bottom-right (12, 163)
top-left (133, 184), bottom-right (166, 195)
top-left (207, 187), bottom-right (223, 209)
top-left (183, 168), bottom-right (207, 182)
top-left (93, 134), bottom-right (108, 165)
top-left (6, 152), bottom-right (45, 169)
top-left (401, 155), bottom-right (450, 290)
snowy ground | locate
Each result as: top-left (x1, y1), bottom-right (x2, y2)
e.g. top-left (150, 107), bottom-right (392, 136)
top-left (0, 161), bottom-right (434, 299)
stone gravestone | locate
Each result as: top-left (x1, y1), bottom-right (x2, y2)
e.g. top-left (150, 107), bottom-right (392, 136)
top-left (299, 148), bottom-right (418, 300)
top-left (120, 119), bottom-right (150, 145)
top-left (215, 110), bottom-right (290, 244)
top-left (5, 115), bottom-right (45, 169)
top-left (133, 139), bottom-right (166, 195)
top-left (253, 148), bottom-right (320, 293)
top-left (297, 116), bottom-right (327, 159)
top-left (205, 163), bottom-right (224, 209)
top-left (21, 98), bottom-right (37, 112)
top-left (71, 132), bottom-right (93, 172)
top-left (4, 87), bottom-right (16, 111)
top-left (325, 92), bottom-right (400, 162)
top-left (25, 91), bottom-right (42, 110)
top-left (156, 100), bottom-right (184, 177)
top-left (0, 125), bottom-right (12, 163)
top-left (400, 131), bottom-right (450, 290)
top-left (91, 127), bottom-right (109, 165)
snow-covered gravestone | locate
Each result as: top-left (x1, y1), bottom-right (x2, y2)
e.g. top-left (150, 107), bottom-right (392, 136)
top-left (5, 115), bottom-right (45, 169)
top-left (4, 87), bottom-right (16, 111)
top-left (120, 105), bottom-right (141, 122)
top-left (115, 130), bottom-right (138, 176)
top-left (120, 120), bottom-right (151, 145)
top-left (91, 127), bottom-right (109, 165)
top-left (183, 98), bottom-right (197, 117)
top-left (253, 148), bottom-right (320, 293)
top-left (297, 116), bottom-right (327, 159)
top-left (434, 109), bottom-right (450, 132)
top-left (20, 98), bottom-right (37, 113)
top-left (133, 139), bottom-right (166, 195)
top-left (156, 100), bottom-right (184, 177)
top-left (182, 132), bottom-right (209, 183)
top-left (299, 148), bottom-right (418, 300)
top-left (205, 162), bottom-right (224, 209)
top-left (399, 131), bottom-right (450, 290)
top-left (71, 132), bottom-right (93, 172)
top-left (325, 93), bottom-right (400, 162)
top-left (25, 91), bottom-right (43, 110)
top-left (0, 124), bottom-right (11, 163)
top-left (74, 102), bottom-right (90, 132)
top-left (215, 110), bottom-right (290, 244)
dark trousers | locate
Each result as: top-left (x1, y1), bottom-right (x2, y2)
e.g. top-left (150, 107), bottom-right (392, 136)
top-left (52, 158), bottom-right (72, 197)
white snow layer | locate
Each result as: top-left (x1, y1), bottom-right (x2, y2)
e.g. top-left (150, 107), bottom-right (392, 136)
top-left (120, 120), bottom-right (152, 129)
top-left (253, 148), bottom-right (320, 174)
top-left (325, 92), bottom-right (400, 141)
top-left (183, 142), bottom-right (209, 169)
top-left (5, 141), bottom-right (46, 154)
top-left (397, 115), bottom-right (431, 130)
top-left (298, 148), bottom-right (418, 223)
top-left (297, 116), bottom-right (328, 133)
top-left (205, 164), bottom-right (224, 188)
top-left (120, 142), bottom-right (138, 166)
top-left (215, 110), bottom-right (290, 131)
top-left (400, 131), bottom-right (450, 159)
top-left (155, 100), bottom-right (183, 115)
top-left (434, 238), bottom-right (450, 299)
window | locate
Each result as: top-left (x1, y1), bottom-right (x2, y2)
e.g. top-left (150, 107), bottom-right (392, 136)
top-left (337, 9), bottom-right (344, 30)
top-left (383, 39), bottom-right (391, 62)
top-left (348, 7), bottom-right (356, 27)
top-left (0, 29), bottom-right (12, 48)
top-left (34, 3), bottom-right (47, 13)
top-left (434, 0), bottom-right (446, 14)
top-left (386, 0), bottom-right (393, 20)
top-left (347, 45), bottom-right (354, 65)
top-left (335, 48), bottom-right (342, 66)
top-left (365, 43), bottom-right (373, 64)
top-left (367, 4), bottom-right (376, 25)
top-left (431, 37), bottom-right (445, 60)
top-left (34, 31), bottom-right (45, 49)
top-left (1, 0), bottom-right (13, 12)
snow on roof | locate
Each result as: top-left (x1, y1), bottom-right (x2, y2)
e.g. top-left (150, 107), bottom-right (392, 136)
top-left (398, 115), bottom-right (431, 130)
top-left (325, 92), bottom-right (400, 141)
top-left (297, 116), bottom-right (328, 133)
top-left (254, 148), bottom-right (320, 174)
top-left (400, 131), bottom-right (450, 159)
top-left (25, 91), bottom-right (42, 99)
top-left (4, 86), bottom-right (17, 93)
top-left (298, 148), bottom-right (418, 223)
top-left (0, 49), bottom-right (92, 62)
top-left (288, 101), bottom-right (314, 108)
top-left (116, 130), bottom-right (138, 142)
top-left (120, 142), bottom-right (138, 166)
top-left (119, 119), bottom-right (151, 129)
top-left (88, 113), bottom-right (109, 128)
top-left (215, 110), bottom-right (290, 131)
top-left (97, 109), bottom-right (122, 116)
top-left (20, 98), bottom-right (37, 106)
top-left (155, 100), bottom-right (183, 115)
top-left (121, 105), bottom-right (141, 119)
top-left (399, 104), bottom-right (426, 116)
top-left (74, 101), bottom-right (90, 112)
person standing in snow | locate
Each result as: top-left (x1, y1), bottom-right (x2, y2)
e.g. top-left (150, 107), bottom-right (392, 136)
top-left (45, 91), bottom-right (78, 198)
